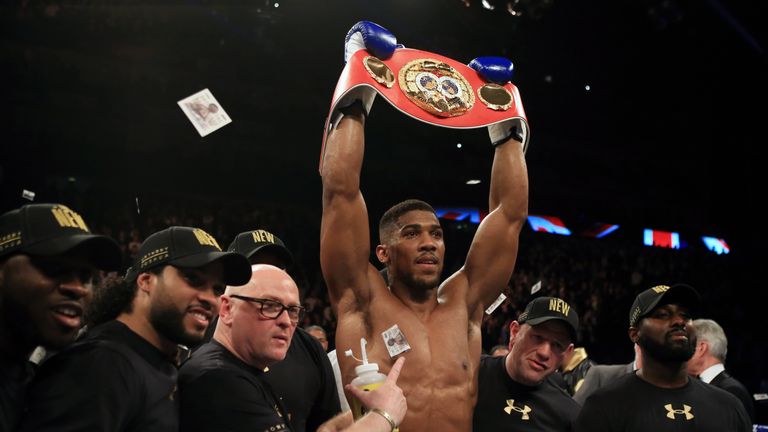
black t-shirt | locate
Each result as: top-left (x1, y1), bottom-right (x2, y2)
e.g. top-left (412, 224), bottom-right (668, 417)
top-left (473, 354), bottom-right (581, 432)
top-left (0, 355), bottom-right (32, 432)
top-left (17, 320), bottom-right (179, 432)
top-left (179, 340), bottom-right (293, 432)
top-left (262, 328), bottom-right (340, 432)
top-left (575, 372), bottom-right (752, 432)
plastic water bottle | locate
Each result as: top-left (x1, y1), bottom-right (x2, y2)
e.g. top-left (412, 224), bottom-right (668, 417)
top-left (346, 338), bottom-right (388, 421)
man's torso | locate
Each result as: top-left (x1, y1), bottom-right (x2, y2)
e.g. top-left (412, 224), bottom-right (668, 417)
top-left (179, 341), bottom-right (293, 432)
top-left (474, 354), bottom-right (580, 432)
top-left (575, 372), bottom-right (751, 432)
top-left (17, 321), bottom-right (178, 432)
top-left (336, 275), bottom-right (481, 432)
top-left (262, 328), bottom-right (340, 432)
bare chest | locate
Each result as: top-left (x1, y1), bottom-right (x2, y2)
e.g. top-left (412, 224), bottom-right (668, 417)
top-left (336, 303), bottom-right (481, 431)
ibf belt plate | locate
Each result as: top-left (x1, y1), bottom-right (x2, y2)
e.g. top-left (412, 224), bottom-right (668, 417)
top-left (397, 58), bottom-right (474, 118)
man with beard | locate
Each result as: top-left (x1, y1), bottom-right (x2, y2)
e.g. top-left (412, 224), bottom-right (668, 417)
top-left (17, 226), bottom-right (251, 432)
top-left (0, 203), bottom-right (122, 431)
top-left (574, 284), bottom-right (751, 432)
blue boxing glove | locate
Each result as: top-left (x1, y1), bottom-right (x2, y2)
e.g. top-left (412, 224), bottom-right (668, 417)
top-left (337, 21), bottom-right (399, 118)
top-left (344, 21), bottom-right (398, 63)
top-left (468, 56), bottom-right (529, 149)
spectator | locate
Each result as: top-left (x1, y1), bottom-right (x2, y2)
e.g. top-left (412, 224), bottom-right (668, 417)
top-left (0, 203), bottom-right (122, 431)
top-left (18, 226), bottom-right (249, 431)
top-left (575, 284), bottom-right (751, 431)
top-left (687, 318), bottom-right (755, 422)
top-left (474, 297), bottom-right (581, 431)
top-left (226, 230), bottom-right (340, 431)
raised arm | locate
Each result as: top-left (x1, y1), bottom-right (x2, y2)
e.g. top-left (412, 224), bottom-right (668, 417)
top-left (464, 136), bottom-right (528, 309)
top-left (320, 105), bottom-right (374, 309)
top-left (320, 22), bottom-right (398, 310)
top-left (462, 57), bottom-right (530, 311)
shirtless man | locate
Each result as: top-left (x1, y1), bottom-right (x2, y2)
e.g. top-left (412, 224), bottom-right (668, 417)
top-left (320, 21), bottom-right (529, 431)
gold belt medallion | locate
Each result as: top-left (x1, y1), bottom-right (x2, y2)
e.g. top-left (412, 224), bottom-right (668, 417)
top-left (397, 58), bottom-right (475, 117)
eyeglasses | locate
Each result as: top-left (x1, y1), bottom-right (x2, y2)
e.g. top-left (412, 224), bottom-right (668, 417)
top-left (230, 295), bottom-right (305, 323)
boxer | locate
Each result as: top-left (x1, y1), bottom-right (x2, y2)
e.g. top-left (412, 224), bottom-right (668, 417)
top-left (320, 21), bottom-right (531, 431)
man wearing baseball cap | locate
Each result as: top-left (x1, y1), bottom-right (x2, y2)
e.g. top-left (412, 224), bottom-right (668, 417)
top-left (0, 203), bottom-right (122, 431)
top-left (474, 296), bottom-right (581, 431)
top-left (575, 284), bottom-right (751, 431)
top-left (225, 229), bottom-right (341, 432)
top-left (17, 226), bottom-right (251, 432)
top-left (228, 228), bottom-right (294, 269)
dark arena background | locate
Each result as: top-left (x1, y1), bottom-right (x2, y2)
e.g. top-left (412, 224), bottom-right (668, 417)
top-left (2, 0), bottom-right (766, 423)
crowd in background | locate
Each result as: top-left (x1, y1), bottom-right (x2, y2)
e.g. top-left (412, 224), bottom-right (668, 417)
top-left (71, 194), bottom-right (765, 401)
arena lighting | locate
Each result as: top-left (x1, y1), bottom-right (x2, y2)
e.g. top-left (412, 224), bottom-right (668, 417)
top-left (581, 223), bottom-right (620, 238)
top-left (465, 179), bottom-right (481, 185)
top-left (506, 0), bottom-right (522, 16)
top-left (643, 229), bottom-right (681, 249)
top-left (527, 215), bottom-right (571, 236)
top-left (435, 208), bottom-right (485, 224)
top-left (481, 0), bottom-right (495, 10)
top-left (701, 236), bottom-right (730, 255)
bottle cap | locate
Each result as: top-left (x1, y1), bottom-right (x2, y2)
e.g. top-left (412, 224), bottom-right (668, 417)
top-left (355, 362), bottom-right (380, 375)
top-left (346, 337), bottom-right (380, 375)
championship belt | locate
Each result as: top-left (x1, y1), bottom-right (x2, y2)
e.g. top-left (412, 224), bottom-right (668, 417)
top-left (320, 46), bottom-right (529, 169)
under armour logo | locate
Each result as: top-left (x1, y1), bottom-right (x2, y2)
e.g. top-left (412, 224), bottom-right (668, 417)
top-left (664, 404), bottom-right (694, 420)
top-left (504, 399), bottom-right (531, 420)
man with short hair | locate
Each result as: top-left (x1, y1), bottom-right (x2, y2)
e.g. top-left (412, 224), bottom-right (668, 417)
top-left (0, 203), bottom-right (122, 431)
top-left (575, 284), bottom-right (751, 431)
top-left (18, 226), bottom-right (250, 431)
top-left (687, 318), bottom-right (755, 422)
top-left (226, 230), bottom-right (340, 432)
top-left (474, 297), bottom-right (582, 431)
top-left (306, 324), bottom-right (330, 352)
top-left (320, 22), bottom-right (530, 431)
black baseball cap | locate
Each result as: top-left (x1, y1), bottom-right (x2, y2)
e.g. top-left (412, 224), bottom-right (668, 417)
top-left (518, 296), bottom-right (580, 341)
top-left (629, 283), bottom-right (701, 327)
top-left (227, 229), bottom-right (293, 267)
top-left (125, 226), bottom-right (251, 286)
top-left (0, 203), bottom-right (122, 270)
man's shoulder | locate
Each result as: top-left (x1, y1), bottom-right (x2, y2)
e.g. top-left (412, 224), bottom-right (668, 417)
top-left (590, 363), bottom-right (632, 374)
top-left (478, 354), bottom-right (507, 378)
top-left (712, 371), bottom-right (751, 393)
top-left (291, 327), bottom-right (327, 357)
top-left (541, 376), bottom-right (582, 410)
top-left (181, 342), bottom-right (239, 376)
top-left (39, 336), bottom-right (141, 377)
top-left (692, 376), bottom-right (747, 402)
top-left (583, 370), bottom-right (638, 400)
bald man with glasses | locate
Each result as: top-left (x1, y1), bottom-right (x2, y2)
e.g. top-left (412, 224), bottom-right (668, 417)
top-left (178, 264), bottom-right (304, 432)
